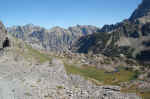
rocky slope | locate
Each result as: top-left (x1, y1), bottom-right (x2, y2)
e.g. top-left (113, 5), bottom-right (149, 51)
top-left (7, 24), bottom-right (99, 52)
top-left (0, 46), bottom-right (141, 99)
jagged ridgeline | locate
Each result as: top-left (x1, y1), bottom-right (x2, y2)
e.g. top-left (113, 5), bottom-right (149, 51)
top-left (73, 0), bottom-right (150, 64)
top-left (7, 0), bottom-right (150, 64)
top-left (130, 0), bottom-right (150, 23)
top-left (73, 21), bottom-right (141, 55)
top-left (7, 24), bottom-right (100, 52)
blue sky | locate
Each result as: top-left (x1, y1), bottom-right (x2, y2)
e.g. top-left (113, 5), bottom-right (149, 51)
top-left (0, 0), bottom-right (141, 28)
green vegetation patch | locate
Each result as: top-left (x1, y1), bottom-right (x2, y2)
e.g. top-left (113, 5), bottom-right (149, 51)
top-left (25, 44), bottom-right (51, 63)
top-left (64, 63), bottom-right (136, 85)
top-left (64, 63), bottom-right (148, 98)
top-left (56, 85), bottom-right (64, 89)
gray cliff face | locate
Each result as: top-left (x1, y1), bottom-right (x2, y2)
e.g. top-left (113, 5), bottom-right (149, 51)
top-left (68, 25), bottom-right (99, 35)
top-left (7, 25), bottom-right (99, 51)
top-left (0, 21), bottom-right (7, 48)
top-left (130, 0), bottom-right (150, 23)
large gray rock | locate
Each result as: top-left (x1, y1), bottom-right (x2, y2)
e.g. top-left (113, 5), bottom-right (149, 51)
top-left (0, 21), bottom-right (7, 48)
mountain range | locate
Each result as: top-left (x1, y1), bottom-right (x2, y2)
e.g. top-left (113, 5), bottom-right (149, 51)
top-left (73, 0), bottom-right (150, 64)
top-left (7, 24), bottom-right (99, 52)
top-left (0, 0), bottom-right (150, 98)
top-left (7, 0), bottom-right (150, 64)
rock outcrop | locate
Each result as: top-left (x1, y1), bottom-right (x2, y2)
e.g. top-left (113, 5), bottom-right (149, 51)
top-left (0, 21), bottom-right (7, 48)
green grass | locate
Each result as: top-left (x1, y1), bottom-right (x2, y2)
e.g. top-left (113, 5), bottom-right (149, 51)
top-left (11, 38), bottom-right (52, 63)
top-left (64, 63), bottom-right (136, 85)
top-left (24, 44), bottom-right (51, 63)
top-left (64, 62), bottom-right (150, 98)
top-left (56, 85), bottom-right (64, 89)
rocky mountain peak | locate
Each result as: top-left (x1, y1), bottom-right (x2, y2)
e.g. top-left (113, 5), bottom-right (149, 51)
top-left (130, 0), bottom-right (150, 23)
top-left (50, 26), bottom-right (66, 32)
top-left (68, 25), bottom-right (99, 35)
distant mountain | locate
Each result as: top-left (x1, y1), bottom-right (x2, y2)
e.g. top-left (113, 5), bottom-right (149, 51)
top-left (8, 0), bottom-right (150, 64)
top-left (130, 0), bottom-right (150, 23)
top-left (7, 24), bottom-right (100, 51)
top-left (98, 23), bottom-right (121, 33)
top-left (73, 0), bottom-right (150, 64)
top-left (99, 0), bottom-right (150, 33)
